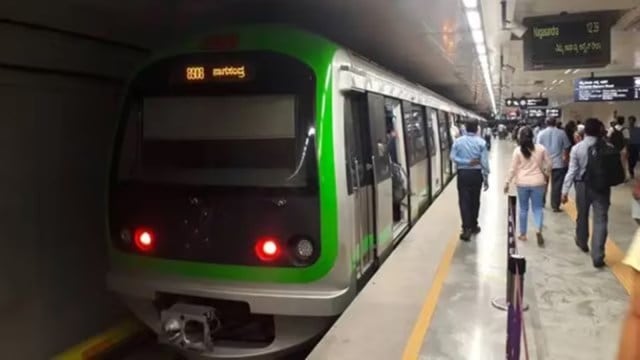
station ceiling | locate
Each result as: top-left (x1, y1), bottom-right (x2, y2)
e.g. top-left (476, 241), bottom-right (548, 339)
top-left (487, 0), bottom-right (640, 108)
top-left (2, 0), bottom-right (491, 112)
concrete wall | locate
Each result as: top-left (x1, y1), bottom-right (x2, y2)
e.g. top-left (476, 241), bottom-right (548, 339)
top-left (0, 21), bottom-right (148, 358)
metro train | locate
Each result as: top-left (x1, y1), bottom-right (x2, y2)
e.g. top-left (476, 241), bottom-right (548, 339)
top-left (107, 25), bottom-right (484, 359)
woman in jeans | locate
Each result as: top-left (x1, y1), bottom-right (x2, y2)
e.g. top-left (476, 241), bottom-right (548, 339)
top-left (504, 126), bottom-right (551, 246)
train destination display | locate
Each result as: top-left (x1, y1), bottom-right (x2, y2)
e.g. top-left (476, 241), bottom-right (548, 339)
top-left (574, 76), bottom-right (640, 102)
top-left (523, 12), bottom-right (614, 70)
top-left (505, 97), bottom-right (549, 108)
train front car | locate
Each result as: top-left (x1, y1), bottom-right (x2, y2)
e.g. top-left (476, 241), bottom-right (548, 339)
top-left (107, 27), bottom-right (352, 358)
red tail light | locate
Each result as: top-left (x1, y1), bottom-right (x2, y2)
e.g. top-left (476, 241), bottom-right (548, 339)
top-left (255, 237), bottom-right (281, 262)
top-left (134, 228), bottom-right (155, 252)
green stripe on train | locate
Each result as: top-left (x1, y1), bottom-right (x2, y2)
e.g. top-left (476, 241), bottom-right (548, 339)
top-left (111, 25), bottom-right (339, 283)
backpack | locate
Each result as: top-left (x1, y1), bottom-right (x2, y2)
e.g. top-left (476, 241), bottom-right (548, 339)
top-left (610, 127), bottom-right (625, 151)
top-left (585, 139), bottom-right (625, 192)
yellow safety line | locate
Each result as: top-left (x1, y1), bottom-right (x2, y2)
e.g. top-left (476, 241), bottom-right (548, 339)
top-left (402, 233), bottom-right (459, 360)
top-left (563, 199), bottom-right (635, 295)
top-left (52, 319), bottom-right (144, 360)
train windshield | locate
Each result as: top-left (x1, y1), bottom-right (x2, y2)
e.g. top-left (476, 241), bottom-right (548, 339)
top-left (118, 95), bottom-right (315, 188)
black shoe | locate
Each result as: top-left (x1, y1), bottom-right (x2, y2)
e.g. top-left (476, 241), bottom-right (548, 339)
top-left (536, 232), bottom-right (545, 247)
top-left (593, 259), bottom-right (606, 268)
top-left (575, 241), bottom-right (589, 253)
top-left (552, 208), bottom-right (562, 213)
top-left (471, 226), bottom-right (481, 234)
top-left (460, 229), bottom-right (472, 242)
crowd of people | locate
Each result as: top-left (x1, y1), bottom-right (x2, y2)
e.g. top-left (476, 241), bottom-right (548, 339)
top-left (449, 115), bottom-right (640, 359)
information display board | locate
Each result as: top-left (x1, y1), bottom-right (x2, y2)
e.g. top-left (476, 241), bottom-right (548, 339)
top-left (505, 98), bottom-right (549, 108)
top-left (526, 108), bottom-right (546, 118)
top-left (574, 76), bottom-right (640, 102)
top-left (546, 108), bottom-right (562, 118)
top-left (522, 12), bottom-right (615, 70)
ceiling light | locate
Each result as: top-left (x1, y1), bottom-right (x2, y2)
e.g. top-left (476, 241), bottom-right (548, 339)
top-left (466, 10), bottom-right (482, 30)
top-left (551, 79), bottom-right (558, 84)
top-left (572, 69), bottom-right (580, 74)
top-left (471, 29), bottom-right (484, 44)
top-left (463, 0), bottom-right (478, 8)
top-left (564, 69), bottom-right (572, 74)
top-left (543, 87), bottom-right (548, 91)
top-left (558, 79), bottom-right (565, 84)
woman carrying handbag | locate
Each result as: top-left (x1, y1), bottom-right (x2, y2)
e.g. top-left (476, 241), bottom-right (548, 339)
top-left (504, 126), bottom-right (551, 246)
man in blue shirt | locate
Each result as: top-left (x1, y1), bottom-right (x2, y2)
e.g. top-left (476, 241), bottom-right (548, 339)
top-left (536, 118), bottom-right (571, 212)
top-left (450, 120), bottom-right (490, 241)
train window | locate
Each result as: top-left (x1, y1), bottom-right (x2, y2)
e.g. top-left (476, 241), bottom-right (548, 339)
top-left (402, 104), bottom-right (427, 166)
top-left (344, 93), bottom-right (370, 194)
top-left (437, 110), bottom-right (451, 150)
top-left (425, 108), bottom-right (437, 157)
top-left (127, 95), bottom-right (312, 188)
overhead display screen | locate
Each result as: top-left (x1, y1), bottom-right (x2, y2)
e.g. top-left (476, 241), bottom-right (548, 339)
top-left (574, 76), bottom-right (640, 102)
top-left (522, 12), bottom-right (616, 70)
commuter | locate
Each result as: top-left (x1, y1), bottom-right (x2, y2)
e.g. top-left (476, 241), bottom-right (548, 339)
top-left (504, 126), bottom-right (551, 246)
top-left (565, 120), bottom-right (577, 147)
top-left (575, 123), bottom-right (585, 143)
top-left (483, 126), bottom-right (492, 151)
top-left (609, 116), bottom-right (630, 180)
top-left (536, 118), bottom-right (571, 212)
top-left (450, 120), bottom-right (490, 241)
top-left (562, 118), bottom-right (625, 268)
top-left (450, 122), bottom-right (461, 140)
top-left (628, 116), bottom-right (639, 178)
top-left (617, 225), bottom-right (640, 359)
top-left (533, 120), bottom-right (545, 142)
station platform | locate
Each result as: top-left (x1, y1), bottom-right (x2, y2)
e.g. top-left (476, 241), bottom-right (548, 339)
top-left (309, 139), bottom-right (635, 360)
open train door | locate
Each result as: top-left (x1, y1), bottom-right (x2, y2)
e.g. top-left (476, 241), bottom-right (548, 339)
top-left (365, 93), bottom-right (394, 259)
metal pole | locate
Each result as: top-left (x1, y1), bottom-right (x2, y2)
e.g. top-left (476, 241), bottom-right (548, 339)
top-left (507, 255), bottom-right (527, 360)
top-left (492, 196), bottom-right (528, 311)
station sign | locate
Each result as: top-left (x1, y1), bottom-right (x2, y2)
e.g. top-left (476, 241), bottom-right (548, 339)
top-left (526, 108), bottom-right (546, 118)
top-left (546, 108), bottom-right (562, 118)
top-left (504, 97), bottom-right (549, 108)
top-left (574, 75), bottom-right (640, 102)
top-left (177, 64), bottom-right (253, 83)
top-left (522, 12), bottom-right (616, 71)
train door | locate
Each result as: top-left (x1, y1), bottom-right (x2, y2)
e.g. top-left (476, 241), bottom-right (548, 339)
top-left (426, 107), bottom-right (442, 197)
top-left (384, 98), bottom-right (409, 249)
top-left (366, 93), bottom-right (394, 255)
top-left (344, 93), bottom-right (376, 278)
top-left (438, 111), bottom-right (453, 184)
top-left (402, 101), bottom-right (429, 223)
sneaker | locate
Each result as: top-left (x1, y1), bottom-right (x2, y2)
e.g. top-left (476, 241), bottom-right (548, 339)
top-left (518, 234), bottom-right (527, 241)
top-left (593, 259), bottom-right (606, 268)
top-left (536, 232), bottom-right (544, 247)
top-left (460, 229), bottom-right (472, 242)
top-left (471, 226), bottom-right (481, 234)
top-left (552, 208), bottom-right (562, 213)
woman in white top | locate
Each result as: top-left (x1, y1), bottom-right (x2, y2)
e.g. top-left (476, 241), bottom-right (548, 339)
top-left (504, 126), bottom-right (551, 246)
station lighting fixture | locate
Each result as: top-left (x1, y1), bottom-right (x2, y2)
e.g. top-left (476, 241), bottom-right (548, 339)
top-left (551, 79), bottom-right (558, 84)
top-left (572, 69), bottom-right (580, 74)
top-left (463, 0), bottom-right (478, 8)
top-left (558, 79), bottom-right (565, 84)
top-left (463, 0), bottom-right (496, 113)
top-left (564, 69), bottom-right (572, 74)
top-left (466, 10), bottom-right (482, 30)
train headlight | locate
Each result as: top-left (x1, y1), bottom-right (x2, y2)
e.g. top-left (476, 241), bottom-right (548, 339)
top-left (119, 228), bottom-right (132, 245)
top-left (295, 238), bottom-right (314, 260)
top-left (162, 317), bottom-right (182, 342)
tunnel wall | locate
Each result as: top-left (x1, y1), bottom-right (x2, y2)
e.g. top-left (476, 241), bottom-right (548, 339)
top-left (0, 21), bottom-right (148, 359)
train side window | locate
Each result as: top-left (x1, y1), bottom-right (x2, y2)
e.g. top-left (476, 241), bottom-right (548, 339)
top-left (344, 93), bottom-right (369, 194)
top-left (425, 107), bottom-right (437, 157)
top-left (402, 103), bottom-right (427, 166)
